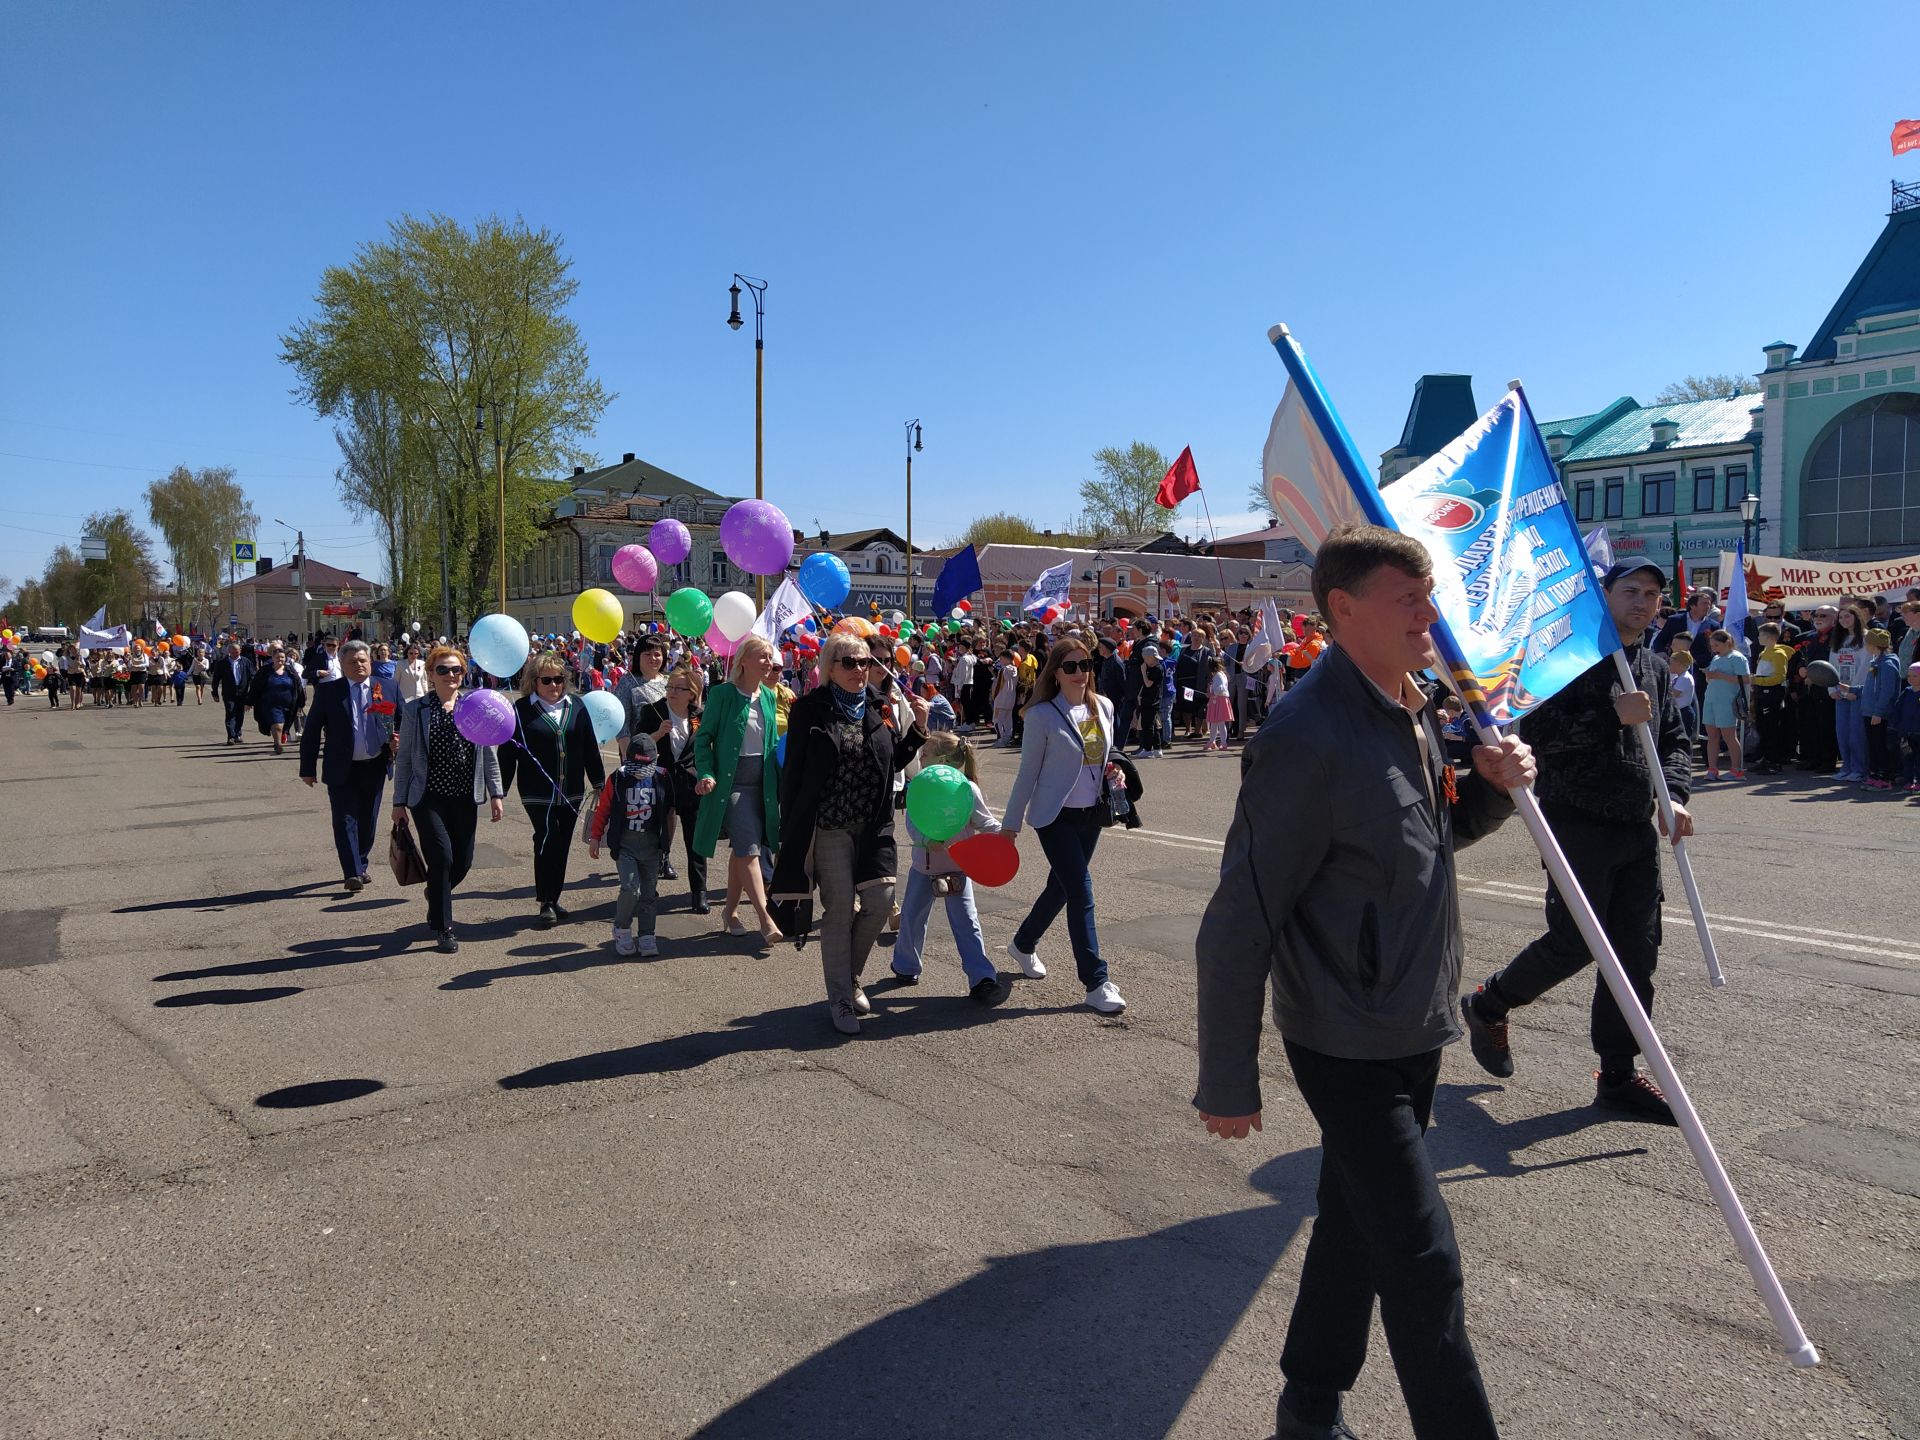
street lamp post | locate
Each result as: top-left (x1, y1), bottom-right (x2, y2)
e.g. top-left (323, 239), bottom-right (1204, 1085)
top-left (476, 400), bottom-right (507, 616)
top-left (1740, 492), bottom-right (1761, 557)
top-left (904, 419), bottom-right (922, 623)
top-left (1080, 549), bottom-right (1108, 619)
top-left (727, 274), bottom-right (769, 609)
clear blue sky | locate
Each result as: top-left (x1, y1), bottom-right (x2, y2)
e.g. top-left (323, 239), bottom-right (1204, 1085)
top-left (2, 1), bottom-right (1912, 598)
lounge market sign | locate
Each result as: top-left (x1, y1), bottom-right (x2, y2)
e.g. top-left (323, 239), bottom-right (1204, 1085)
top-left (1718, 550), bottom-right (1920, 608)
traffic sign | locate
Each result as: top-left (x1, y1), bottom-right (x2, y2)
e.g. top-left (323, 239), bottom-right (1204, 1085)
top-left (232, 540), bottom-right (256, 563)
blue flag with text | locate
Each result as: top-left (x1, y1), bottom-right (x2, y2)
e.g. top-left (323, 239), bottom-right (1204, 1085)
top-left (1378, 388), bottom-right (1621, 723)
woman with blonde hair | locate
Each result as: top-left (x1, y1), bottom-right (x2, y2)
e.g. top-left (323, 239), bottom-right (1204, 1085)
top-left (391, 644), bottom-right (506, 953)
top-left (500, 649), bottom-right (606, 928)
top-left (693, 633), bottom-right (784, 942)
top-left (1002, 636), bottom-right (1127, 1014)
top-left (770, 629), bottom-right (929, 1033)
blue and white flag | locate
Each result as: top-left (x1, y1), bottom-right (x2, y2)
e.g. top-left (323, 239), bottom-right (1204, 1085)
top-left (1380, 389), bottom-right (1621, 723)
top-left (1721, 539), bottom-right (1750, 650)
top-left (1023, 560), bottom-right (1072, 615)
top-left (1584, 525), bottom-right (1614, 578)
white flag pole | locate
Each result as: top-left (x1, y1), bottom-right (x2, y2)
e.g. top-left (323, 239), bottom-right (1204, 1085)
top-left (1610, 651), bottom-right (1726, 987)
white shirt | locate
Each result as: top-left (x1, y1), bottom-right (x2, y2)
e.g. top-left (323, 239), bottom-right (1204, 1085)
top-left (952, 653), bottom-right (976, 688)
top-left (397, 659), bottom-right (427, 701)
top-left (1061, 702), bottom-right (1105, 808)
top-left (668, 709), bottom-right (691, 758)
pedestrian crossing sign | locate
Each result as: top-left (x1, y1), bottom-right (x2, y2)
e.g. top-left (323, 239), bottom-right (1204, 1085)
top-left (232, 540), bottom-right (256, 563)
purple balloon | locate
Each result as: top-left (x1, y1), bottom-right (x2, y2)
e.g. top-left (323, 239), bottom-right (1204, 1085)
top-left (720, 498), bottom-right (795, 576)
top-left (611, 543), bottom-right (658, 592)
top-left (704, 619), bottom-right (737, 659)
top-left (453, 688), bottom-right (515, 747)
top-left (649, 518), bottom-right (692, 566)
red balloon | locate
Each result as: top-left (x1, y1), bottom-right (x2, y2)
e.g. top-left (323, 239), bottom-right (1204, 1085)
top-left (947, 832), bottom-right (1020, 887)
top-left (957, 600), bottom-right (972, 612)
top-left (1291, 614), bottom-right (1307, 638)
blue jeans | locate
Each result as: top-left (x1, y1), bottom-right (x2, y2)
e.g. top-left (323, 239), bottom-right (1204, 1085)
top-left (1111, 696), bottom-right (1135, 753)
top-left (891, 866), bottom-right (993, 985)
top-left (1014, 806), bottom-right (1107, 990)
top-left (1834, 697), bottom-right (1868, 776)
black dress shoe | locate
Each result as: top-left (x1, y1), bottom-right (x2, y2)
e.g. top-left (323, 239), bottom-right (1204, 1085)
top-left (1277, 1393), bottom-right (1358, 1439)
top-left (343, 876), bottom-right (364, 894)
top-left (550, 902), bottom-right (569, 922)
top-left (660, 859), bottom-right (678, 881)
top-left (358, 872), bottom-right (372, 887)
top-left (536, 904), bottom-right (557, 929)
top-left (968, 977), bottom-right (1007, 1006)
top-left (690, 899), bottom-right (712, 914)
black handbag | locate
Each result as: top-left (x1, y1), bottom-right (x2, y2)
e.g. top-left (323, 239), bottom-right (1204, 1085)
top-left (768, 896), bottom-right (814, 947)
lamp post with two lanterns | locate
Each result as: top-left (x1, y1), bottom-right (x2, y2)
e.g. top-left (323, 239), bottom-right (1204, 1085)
top-left (727, 275), bottom-right (769, 609)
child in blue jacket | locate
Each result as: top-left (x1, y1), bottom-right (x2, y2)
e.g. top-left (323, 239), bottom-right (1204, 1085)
top-left (1861, 630), bottom-right (1902, 789)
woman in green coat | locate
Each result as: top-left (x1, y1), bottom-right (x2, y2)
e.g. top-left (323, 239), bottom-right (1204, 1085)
top-left (693, 634), bottom-right (784, 944)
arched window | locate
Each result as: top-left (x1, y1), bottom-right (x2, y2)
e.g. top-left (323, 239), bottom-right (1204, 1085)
top-left (872, 554), bottom-right (891, 575)
top-left (1799, 393), bottom-right (1920, 551)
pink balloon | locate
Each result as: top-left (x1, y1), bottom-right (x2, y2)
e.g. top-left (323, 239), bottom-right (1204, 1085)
top-left (453, 688), bottom-right (515, 747)
top-left (649, 518), bottom-right (692, 566)
top-left (611, 543), bottom-right (658, 592)
top-left (704, 620), bottom-right (737, 658)
top-left (719, 498), bottom-right (795, 576)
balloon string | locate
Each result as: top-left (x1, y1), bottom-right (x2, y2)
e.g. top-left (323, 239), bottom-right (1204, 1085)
top-left (506, 715), bottom-right (582, 860)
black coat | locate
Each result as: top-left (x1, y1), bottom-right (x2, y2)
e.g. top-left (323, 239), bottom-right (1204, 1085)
top-left (637, 698), bottom-right (703, 811)
top-left (770, 686), bottom-right (925, 900)
top-left (499, 694), bottom-right (605, 805)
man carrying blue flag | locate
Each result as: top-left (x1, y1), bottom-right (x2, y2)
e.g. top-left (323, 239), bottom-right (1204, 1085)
top-left (1460, 558), bottom-right (1693, 1124)
top-left (1196, 524), bottom-right (1533, 1440)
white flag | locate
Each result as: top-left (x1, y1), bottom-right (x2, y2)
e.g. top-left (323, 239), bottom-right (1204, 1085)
top-left (1243, 596), bottom-right (1286, 670)
top-left (84, 605), bottom-right (107, 630)
top-left (752, 576), bottom-right (812, 644)
top-left (1023, 561), bottom-right (1072, 614)
top-left (1263, 381), bottom-right (1366, 555)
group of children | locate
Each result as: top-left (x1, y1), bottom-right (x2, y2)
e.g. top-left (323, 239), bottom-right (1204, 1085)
top-left (585, 726), bottom-right (1009, 987)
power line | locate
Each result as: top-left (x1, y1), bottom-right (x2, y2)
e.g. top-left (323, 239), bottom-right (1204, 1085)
top-left (0, 450), bottom-right (332, 481)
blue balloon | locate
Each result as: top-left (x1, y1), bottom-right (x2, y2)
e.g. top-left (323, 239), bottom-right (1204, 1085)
top-left (582, 689), bottom-right (625, 743)
top-left (797, 552), bottom-right (851, 610)
top-left (469, 613), bottom-right (531, 680)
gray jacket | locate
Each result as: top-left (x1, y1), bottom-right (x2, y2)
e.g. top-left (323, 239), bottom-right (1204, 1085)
top-left (1002, 693), bottom-right (1115, 832)
top-left (391, 695), bottom-right (505, 808)
top-left (1194, 644), bottom-right (1514, 1116)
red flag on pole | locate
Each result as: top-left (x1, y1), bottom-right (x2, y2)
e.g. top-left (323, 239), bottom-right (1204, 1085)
top-left (1894, 119), bottom-right (1920, 156)
top-left (1155, 446), bottom-right (1200, 509)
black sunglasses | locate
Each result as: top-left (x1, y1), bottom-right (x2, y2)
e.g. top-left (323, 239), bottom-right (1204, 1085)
top-left (433, 664), bottom-right (464, 676)
top-left (837, 656), bottom-right (872, 670)
top-left (536, 675), bottom-right (567, 687)
top-left (1056, 658), bottom-right (1093, 675)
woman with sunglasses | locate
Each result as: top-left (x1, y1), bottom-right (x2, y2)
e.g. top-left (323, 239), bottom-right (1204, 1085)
top-left (391, 645), bottom-right (506, 953)
top-left (770, 630), bottom-right (930, 1034)
top-left (1002, 638), bottom-right (1127, 1014)
top-left (693, 634), bottom-right (785, 944)
top-left (500, 651), bottom-right (607, 927)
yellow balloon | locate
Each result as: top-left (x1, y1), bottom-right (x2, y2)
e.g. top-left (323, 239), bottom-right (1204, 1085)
top-left (572, 587), bottom-right (624, 644)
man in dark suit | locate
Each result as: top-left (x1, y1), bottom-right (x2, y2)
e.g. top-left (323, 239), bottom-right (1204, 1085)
top-left (299, 639), bottom-right (398, 892)
top-left (210, 640), bottom-right (257, 745)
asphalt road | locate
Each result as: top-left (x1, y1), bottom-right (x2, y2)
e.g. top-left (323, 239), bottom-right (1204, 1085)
top-left (1, 693), bottom-right (1915, 1439)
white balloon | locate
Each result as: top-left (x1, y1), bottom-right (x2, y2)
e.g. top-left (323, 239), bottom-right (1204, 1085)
top-left (582, 689), bottom-right (625, 743)
top-left (712, 590), bottom-right (757, 643)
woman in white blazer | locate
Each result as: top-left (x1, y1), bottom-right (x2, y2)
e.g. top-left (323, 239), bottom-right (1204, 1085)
top-left (1001, 636), bottom-right (1127, 1014)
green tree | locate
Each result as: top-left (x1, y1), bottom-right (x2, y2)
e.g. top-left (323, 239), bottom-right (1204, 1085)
top-left (146, 464), bottom-right (257, 633)
top-left (76, 511), bottom-right (159, 624)
top-left (1077, 442), bottom-right (1173, 539)
top-left (280, 213), bottom-right (612, 626)
top-left (955, 512), bottom-right (1045, 547)
top-left (1653, 373), bottom-right (1760, 403)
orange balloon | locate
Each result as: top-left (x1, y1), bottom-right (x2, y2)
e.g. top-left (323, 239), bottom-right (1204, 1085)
top-left (894, 645), bottom-right (911, 668)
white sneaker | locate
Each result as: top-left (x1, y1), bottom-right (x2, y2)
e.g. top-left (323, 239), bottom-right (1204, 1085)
top-left (1007, 939), bottom-right (1046, 980)
top-left (637, 933), bottom-right (659, 958)
top-left (1085, 981), bottom-right (1127, 1014)
top-left (612, 929), bottom-right (637, 956)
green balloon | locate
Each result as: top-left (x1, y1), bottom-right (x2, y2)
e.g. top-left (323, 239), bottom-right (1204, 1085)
top-left (906, 764), bottom-right (975, 844)
top-left (665, 586), bottom-right (714, 638)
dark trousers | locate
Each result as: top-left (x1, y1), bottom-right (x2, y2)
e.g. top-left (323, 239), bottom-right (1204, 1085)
top-left (1280, 1042), bottom-right (1498, 1439)
top-left (415, 791), bottom-right (477, 933)
top-left (327, 758), bottom-right (388, 882)
top-left (967, 675), bottom-right (992, 726)
top-left (223, 696), bottom-right (248, 740)
top-left (1136, 699), bottom-right (1161, 749)
top-left (672, 793), bottom-right (710, 907)
top-left (1480, 809), bottom-right (1658, 1066)
top-left (1754, 685), bottom-right (1792, 766)
top-left (1796, 686), bottom-right (1836, 769)
top-left (2, 671), bottom-right (14, 704)
top-left (525, 800), bottom-right (579, 906)
top-left (1866, 721), bottom-right (1896, 782)
top-left (1112, 696), bottom-right (1135, 752)
top-left (1013, 805), bottom-right (1106, 990)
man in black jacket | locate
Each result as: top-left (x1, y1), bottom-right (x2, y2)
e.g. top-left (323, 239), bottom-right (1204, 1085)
top-left (209, 641), bottom-right (257, 744)
top-left (1461, 559), bottom-right (1692, 1124)
top-left (1196, 524), bottom-right (1531, 1440)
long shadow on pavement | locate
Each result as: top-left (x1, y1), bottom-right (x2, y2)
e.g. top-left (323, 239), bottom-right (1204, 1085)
top-left (151, 917), bottom-right (528, 982)
top-left (116, 880), bottom-right (339, 914)
top-left (689, 1149), bottom-right (1318, 1440)
top-left (1428, 1083), bottom-right (1650, 1179)
top-left (498, 990), bottom-right (1079, 1088)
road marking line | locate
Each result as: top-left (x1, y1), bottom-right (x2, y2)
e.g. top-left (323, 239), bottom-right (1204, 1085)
top-left (1461, 874), bottom-right (1919, 951)
top-left (1459, 887), bottom-right (1920, 964)
top-left (1130, 828), bottom-right (1226, 847)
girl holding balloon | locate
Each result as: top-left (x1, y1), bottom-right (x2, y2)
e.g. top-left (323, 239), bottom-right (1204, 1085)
top-left (498, 650), bottom-right (607, 929)
top-left (891, 733), bottom-right (1008, 1005)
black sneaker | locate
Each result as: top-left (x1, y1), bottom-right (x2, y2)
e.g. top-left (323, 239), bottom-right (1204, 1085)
top-left (968, 976), bottom-right (1007, 1006)
top-left (1460, 989), bottom-right (1514, 1078)
top-left (1594, 1070), bottom-right (1678, 1125)
top-left (436, 931), bottom-right (459, 955)
top-left (1276, 1392), bottom-right (1358, 1439)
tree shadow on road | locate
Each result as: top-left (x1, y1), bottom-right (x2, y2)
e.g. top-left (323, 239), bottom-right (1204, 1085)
top-left (497, 991), bottom-right (1081, 1089)
top-left (151, 916), bottom-right (526, 982)
top-left (116, 880), bottom-right (338, 915)
top-left (688, 1149), bottom-right (1319, 1440)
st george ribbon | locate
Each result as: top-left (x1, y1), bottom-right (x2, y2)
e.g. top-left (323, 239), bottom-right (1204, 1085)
top-left (1377, 386), bottom-right (1619, 724)
top-left (1261, 322), bottom-right (1816, 1368)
